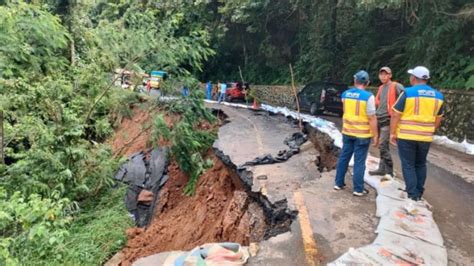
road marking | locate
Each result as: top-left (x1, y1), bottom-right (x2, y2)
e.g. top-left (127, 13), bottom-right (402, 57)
top-left (260, 182), bottom-right (267, 196)
top-left (294, 191), bottom-right (318, 266)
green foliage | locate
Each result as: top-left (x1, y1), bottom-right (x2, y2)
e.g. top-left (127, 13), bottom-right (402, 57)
top-left (151, 115), bottom-right (171, 145)
top-left (200, 0), bottom-right (472, 89)
top-left (0, 188), bottom-right (73, 265)
top-left (0, 0), bottom-right (215, 264)
top-left (153, 91), bottom-right (217, 196)
top-left (0, 3), bottom-right (69, 80)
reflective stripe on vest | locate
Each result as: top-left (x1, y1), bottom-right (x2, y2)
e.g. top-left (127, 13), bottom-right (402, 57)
top-left (399, 120), bottom-right (435, 127)
top-left (342, 88), bottom-right (373, 138)
top-left (343, 119), bottom-right (370, 126)
top-left (343, 128), bottom-right (371, 134)
top-left (396, 85), bottom-right (444, 142)
top-left (433, 99), bottom-right (439, 116)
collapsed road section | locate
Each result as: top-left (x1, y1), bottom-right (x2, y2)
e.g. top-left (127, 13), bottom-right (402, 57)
top-left (209, 100), bottom-right (451, 265)
top-left (117, 150), bottom-right (296, 264)
top-left (108, 103), bottom-right (298, 265)
top-left (111, 99), bottom-right (449, 265)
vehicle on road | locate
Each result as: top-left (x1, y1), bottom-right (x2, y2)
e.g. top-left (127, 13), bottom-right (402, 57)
top-left (225, 82), bottom-right (247, 102)
top-left (149, 70), bottom-right (168, 89)
top-left (297, 81), bottom-right (347, 116)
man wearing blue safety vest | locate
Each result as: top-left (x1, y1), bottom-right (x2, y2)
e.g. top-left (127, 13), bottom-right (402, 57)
top-left (334, 70), bottom-right (379, 197)
top-left (390, 66), bottom-right (444, 201)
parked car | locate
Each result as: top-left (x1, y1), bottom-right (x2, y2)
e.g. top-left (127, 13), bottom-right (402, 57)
top-left (297, 81), bottom-right (347, 116)
top-left (225, 82), bottom-right (247, 102)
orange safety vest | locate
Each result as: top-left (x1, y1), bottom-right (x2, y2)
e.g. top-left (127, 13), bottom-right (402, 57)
top-left (342, 88), bottom-right (374, 138)
top-left (395, 85), bottom-right (444, 142)
top-left (375, 81), bottom-right (399, 116)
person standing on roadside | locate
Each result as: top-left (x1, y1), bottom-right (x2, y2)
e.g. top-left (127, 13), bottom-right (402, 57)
top-left (218, 81), bottom-right (227, 103)
top-left (390, 66), bottom-right (444, 201)
top-left (369, 67), bottom-right (404, 178)
top-left (205, 81), bottom-right (212, 100)
top-left (334, 70), bottom-right (379, 197)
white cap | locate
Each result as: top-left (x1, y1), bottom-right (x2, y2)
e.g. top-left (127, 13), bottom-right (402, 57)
top-left (408, 66), bottom-right (430, 80)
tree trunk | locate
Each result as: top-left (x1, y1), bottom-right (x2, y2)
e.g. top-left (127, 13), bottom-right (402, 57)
top-left (329, 0), bottom-right (337, 80)
top-left (68, 2), bottom-right (76, 66)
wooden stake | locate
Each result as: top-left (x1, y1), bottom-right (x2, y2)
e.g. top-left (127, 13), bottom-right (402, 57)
top-left (239, 66), bottom-right (249, 105)
top-left (238, 66), bottom-right (245, 85)
top-left (289, 64), bottom-right (302, 129)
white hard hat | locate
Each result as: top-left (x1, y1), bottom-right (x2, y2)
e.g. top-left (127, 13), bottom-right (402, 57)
top-left (408, 66), bottom-right (430, 79)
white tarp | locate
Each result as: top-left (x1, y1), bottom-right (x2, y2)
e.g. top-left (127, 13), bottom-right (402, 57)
top-left (259, 104), bottom-right (343, 148)
top-left (433, 136), bottom-right (474, 155)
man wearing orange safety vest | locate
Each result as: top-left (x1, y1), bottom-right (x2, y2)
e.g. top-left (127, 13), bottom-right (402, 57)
top-left (334, 70), bottom-right (379, 197)
top-left (369, 67), bottom-right (404, 178)
top-left (390, 66), bottom-right (444, 201)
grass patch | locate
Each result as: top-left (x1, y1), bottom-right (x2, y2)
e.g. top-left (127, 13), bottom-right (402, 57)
top-left (54, 185), bottom-right (132, 265)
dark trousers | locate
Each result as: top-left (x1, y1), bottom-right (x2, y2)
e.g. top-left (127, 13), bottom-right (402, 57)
top-left (378, 125), bottom-right (393, 175)
top-left (335, 134), bottom-right (371, 193)
top-left (397, 139), bottom-right (431, 200)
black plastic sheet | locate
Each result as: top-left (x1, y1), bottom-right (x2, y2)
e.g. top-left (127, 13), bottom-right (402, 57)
top-left (240, 132), bottom-right (307, 167)
top-left (114, 147), bottom-right (169, 227)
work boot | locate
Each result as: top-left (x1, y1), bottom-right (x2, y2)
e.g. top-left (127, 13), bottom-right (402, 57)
top-left (369, 169), bottom-right (385, 176)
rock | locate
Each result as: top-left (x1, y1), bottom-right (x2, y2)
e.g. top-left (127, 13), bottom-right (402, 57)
top-left (137, 190), bottom-right (154, 204)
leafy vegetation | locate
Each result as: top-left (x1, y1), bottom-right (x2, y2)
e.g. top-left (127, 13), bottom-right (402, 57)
top-left (152, 91), bottom-right (217, 196)
top-left (53, 185), bottom-right (132, 265)
top-left (0, 1), bottom-right (213, 264)
top-left (200, 0), bottom-right (473, 89)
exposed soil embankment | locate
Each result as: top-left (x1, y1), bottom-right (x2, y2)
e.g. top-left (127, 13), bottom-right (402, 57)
top-left (111, 107), bottom-right (177, 157)
top-left (304, 123), bottom-right (340, 172)
top-left (110, 104), bottom-right (296, 265)
top-left (121, 154), bottom-right (268, 264)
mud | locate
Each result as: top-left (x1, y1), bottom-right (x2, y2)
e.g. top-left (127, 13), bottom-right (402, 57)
top-left (304, 123), bottom-right (340, 172)
top-left (120, 152), bottom-right (293, 264)
top-left (111, 106), bottom-right (177, 157)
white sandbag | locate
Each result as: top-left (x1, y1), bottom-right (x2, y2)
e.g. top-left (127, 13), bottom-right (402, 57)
top-left (377, 206), bottom-right (444, 247)
top-left (364, 174), bottom-right (382, 190)
top-left (327, 247), bottom-right (377, 266)
top-left (373, 230), bottom-right (448, 265)
top-left (375, 195), bottom-right (406, 218)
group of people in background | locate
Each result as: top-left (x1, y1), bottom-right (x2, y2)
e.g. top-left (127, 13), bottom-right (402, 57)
top-left (205, 80), bottom-right (227, 102)
top-left (334, 66), bottom-right (444, 201)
